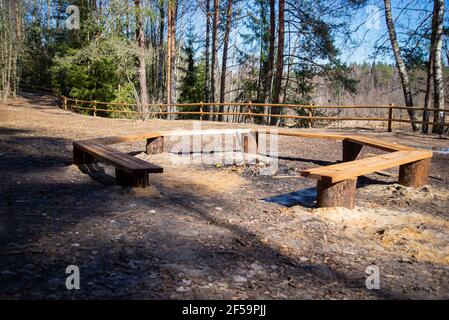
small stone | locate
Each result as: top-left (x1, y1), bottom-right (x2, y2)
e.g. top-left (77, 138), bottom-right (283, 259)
top-left (181, 279), bottom-right (192, 286)
top-left (299, 256), bottom-right (309, 262)
top-left (215, 207), bottom-right (223, 211)
top-left (176, 286), bottom-right (191, 292)
top-left (250, 262), bottom-right (264, 271)
top-left (233, 275), bottom-right (247, 283)
top-left (71, 243), bottom-right (80, 247)
top-left (399, 257), bottom-right (413, 264)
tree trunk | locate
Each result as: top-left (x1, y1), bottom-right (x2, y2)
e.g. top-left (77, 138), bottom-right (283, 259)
top-left (166, 0), bottom-right (172, 113)
top-left (263, 0), bottom-right (275, 125)
top-left (219, 0), bottom-right (233, 121)
top-left (158, 0), bottom-right (165, 102)
top-left (423, 3), bottom-right (438, 134)
top-left (422, 57), bottom-right (434, 133)
top-left (384, 0), bottom-right (419, 131)
top-left (210, 0), bottom-right (219, 119)
top-left (271, 0), bottom-right (284, 125)
top-left (204, 0), bottom-right (211, 108)
top-left (257, 2), bottom-right (267, 104)
top-left (166, 0), bottom-right (178, 119)
top-left (432, 0), bottom-right (445, 134)
top-left (135, 0), bottom-right (148, 118)
top-left (168, 0), bottom-right (178, 120)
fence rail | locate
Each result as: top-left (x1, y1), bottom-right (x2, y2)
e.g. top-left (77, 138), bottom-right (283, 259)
top-left (16, 85), bottom-right (449, 132)
top-left (59, 96), bottom-right (449, 132)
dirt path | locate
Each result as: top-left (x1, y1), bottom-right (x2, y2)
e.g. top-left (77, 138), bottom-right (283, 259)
top-left (1, 93), bottom-right (449, 299)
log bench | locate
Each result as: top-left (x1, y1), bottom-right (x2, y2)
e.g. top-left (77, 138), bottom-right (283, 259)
top-left (73, 129), bottom-right (433, 208)
top-left (73, 129), bottom-right (253, 187)
top-left (300, 138), bottom-right (432, 209)
top-left (73, 140), bottom-right (163, 187)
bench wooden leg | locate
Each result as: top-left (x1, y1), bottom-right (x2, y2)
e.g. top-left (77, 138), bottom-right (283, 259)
top-left (316, 178), bottom-right (357, 209)
top-left (241, 131), bottom-right (258, 154)
top-left (342, 140), bottom-right (363, 162)
top-left (73, 146), bottom-right (94, 165)
top-left (398, 158), bottom-right (431, 188)
top-left (115, 169), bottom-right (149, 187)
top-left (146, 137), bottom-right (164, 155)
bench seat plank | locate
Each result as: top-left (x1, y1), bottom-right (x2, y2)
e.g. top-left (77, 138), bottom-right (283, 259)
top-left (345, 135), bottom-right (415, 152)
top-left (301, 150), bottom-right (432, 183)
top-left (73, 141), bottom-right (163, 174)
top-left (85, 133), bottom-right (163, 146)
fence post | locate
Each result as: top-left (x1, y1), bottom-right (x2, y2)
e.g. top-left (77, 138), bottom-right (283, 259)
top-left (308, 103), bottom-right (313, 128)
top-left (200, 101), bottom-right (204, 121)
top-left (248, 101), bottom-right (252, 124)
top-left (93, 100), bottom-right (97, 117)
top-left (388, 103), bottom-right (394, 133)
top-left (63, 96), bottom-right (67, 111)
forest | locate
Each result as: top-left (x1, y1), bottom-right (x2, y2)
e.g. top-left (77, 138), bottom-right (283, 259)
top-left (0, 0), bottom-right (448, 133)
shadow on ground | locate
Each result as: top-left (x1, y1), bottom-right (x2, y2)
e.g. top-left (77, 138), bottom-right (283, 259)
top-left (0, 127), bottom-right (406, 299)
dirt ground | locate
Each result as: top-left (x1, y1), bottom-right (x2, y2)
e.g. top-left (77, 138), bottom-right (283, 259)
top-left (1, 92), bottom-right (449, 299)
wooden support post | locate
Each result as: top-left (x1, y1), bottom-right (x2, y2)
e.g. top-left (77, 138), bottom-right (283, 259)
top-left (308, 104), bottom-right (313, 128)
top-left (398, 158), bottom-right (431, 188)
top-left (63, 96), bottom-right (67, 111)
top-left (73, 146), bottom-right (94, 165)
top-left (115, 169), bottom-right (149, 187)
top-left (388, 104), bottom-right (394, 132)
top-left (342, 140), bottom-right (363, 162)
top-left (241, 131), bottom-right (258, 164)
top-left (146, 136), bottom-right (164, 155)
top-left (74, 99), bottom-right (79, 112)
top-left (93, 100), bottom-right (97, 117)
top-left (316, 177), bottom-right (357, 209)
top-left (248, 102), bottom-right (252, 123)
top-left (200, 102), bottom-right (204, 121)
top-left (241, 131), bottom-right (258, 155)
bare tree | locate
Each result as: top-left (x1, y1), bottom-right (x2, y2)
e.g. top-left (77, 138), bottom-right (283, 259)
top-left (135, 0), bottom-right (148, 117)
top-left (166, 0), bottom-right (178, 119)
top-left (204, 0), bottom-right (211, 106)
top-left (262, 0), bottom-right (275, 124)
top-left (210, 0), bottom-right (219, 118)
top-left (157, 0), bottom-right (165, 102)
top-left (0, 0), bottom-right (23, 101)
top-left (219, 0), bottom-right (233, 121)
top-left (384, 0), bottom-right (419, 131)
top-left (432, 0), bottom-right (445, 134)
top-left (422, 33), bottom-right (434, 134)
top-left (271, 0), bottom-right (284, 125)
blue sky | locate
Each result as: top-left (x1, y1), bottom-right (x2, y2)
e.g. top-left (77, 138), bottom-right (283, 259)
top-left (184, 1), bottom-right (440, 66)
top-left (338, 0), bottom-right (438, 64)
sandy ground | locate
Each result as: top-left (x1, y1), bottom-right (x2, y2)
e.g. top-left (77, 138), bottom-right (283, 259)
top-left (0, 93), bottom-right (449, 299)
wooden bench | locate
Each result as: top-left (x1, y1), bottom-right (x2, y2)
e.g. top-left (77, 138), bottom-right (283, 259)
top-left (73, 129), bottom-right (254, 187)
top-left (73, 140), bottom-right (163, 187)
top-left (73, 129), bottom-right (433, 208)
top-left (300, 138), bottom-right (432, 209)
